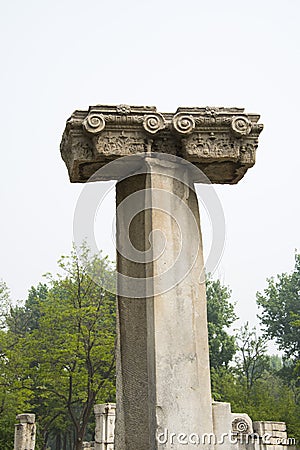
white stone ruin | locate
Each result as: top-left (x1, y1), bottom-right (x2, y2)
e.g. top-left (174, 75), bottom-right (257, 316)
top-left (60, 104), bottom-right (293, 450)
top-left (94, 404), bottom-right (116, 450)
top-left (94, 402), bottom-right (296, 450)
top-left (14, 413), bottom-right (36, 450)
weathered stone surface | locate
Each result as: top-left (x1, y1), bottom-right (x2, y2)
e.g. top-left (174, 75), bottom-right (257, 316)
top-left (17, 413), bottom-right (35, 424)
top-left (212, 402), bottom-right (232, 450)
top-left (115, 159), bottom-right (213, 450)
top-left (83, 442), bottom-right (95, 450)
top-left (61, 105), bottom-right (263, 184)
top-left (94, 403), bottom-right (116, 450)
top-left (253, 421), bottom-right (287, 435)
top-left (14, 413), bottom-right (36, 450)
top-left (93, 403), bottom-right (297, 450)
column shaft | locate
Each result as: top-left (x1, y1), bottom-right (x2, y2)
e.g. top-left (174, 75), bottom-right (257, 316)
top-left (115, 160), bottom-right (213, 449)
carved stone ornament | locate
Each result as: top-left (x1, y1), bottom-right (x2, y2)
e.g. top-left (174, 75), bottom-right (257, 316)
top-left (61, 105), bottom-right (263, 184)
top-left (116, 104), bottom-right (131, 115)
top-left (232, 418), bottom-right (250, 433)
top-left (96, 132), bottom-right (146, 155)
top-left (173, 113), bottom-right (195, 134)
top-left (83, 112), bottom-right (105, 134)
top-left (231, 414), bottom-right (253, 435)
top-left (143, 113), bottom-right (166, 134)
top-left (183, 133), bottom-right (240, 160)
top-left (231, 116), bottom-right (252, 136)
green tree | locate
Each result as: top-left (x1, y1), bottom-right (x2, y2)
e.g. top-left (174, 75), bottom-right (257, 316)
top-left (206, 277), bottom-right (237, 370)
top-left (0, 280), bottom-right (10, 329)
top-left (235, 322), bottom-right (269, 394)
top-left (24, 246), bottom-right (116, 450)
top-left (0, 281), bottom-right (33, 449)
top-left (257, 253), bottom-right (300, 361)
top-left (2, 247), bottom-right (116, 450)
top-left (256, 252), bottom-right (300, 440)
top-left (211, 322), bottom-right (300, 442)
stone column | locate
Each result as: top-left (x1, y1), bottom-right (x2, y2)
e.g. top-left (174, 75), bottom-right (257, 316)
top-left (115, 159), bottom-right (213, 449)
top-left (14, 413), bottom-right (36, 450)
top-left (94, 403), bottom-right (116, 450)
top-left (61, 104), bottom-right (263, 450)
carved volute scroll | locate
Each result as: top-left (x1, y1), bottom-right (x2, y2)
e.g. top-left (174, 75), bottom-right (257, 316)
top-left (231, 413), bottom-right (253, 435)
top-left (61, 104), bottom-right (263, 184)
top-left (143, 113), bottom-right (166, 134)
top-left (82, 112), bottom-right (106, 134)
top-left (232, 418), bottom-right (251, 434)
top-left (173, 113), bottom-right (196, 134)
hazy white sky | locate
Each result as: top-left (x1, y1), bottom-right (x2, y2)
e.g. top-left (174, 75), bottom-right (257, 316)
top-left (0, 0), bottom-right (299, 330)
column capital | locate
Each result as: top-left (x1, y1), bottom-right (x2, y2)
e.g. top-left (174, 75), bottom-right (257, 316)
top-left (16, 413), bottom-right (35, 424)
top-left (61, 104), bottom-right (263, 184)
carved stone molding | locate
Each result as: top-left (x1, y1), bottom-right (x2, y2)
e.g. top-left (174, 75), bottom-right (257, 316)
top-left (61, 104), bottom-right (263, 184)
top-left (96, 132), bottom-right (146, 156)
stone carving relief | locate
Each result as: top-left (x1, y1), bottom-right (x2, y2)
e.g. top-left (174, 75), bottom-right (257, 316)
top-left (73, 137), bottom-right (93, 160)
top-left (96, 132), bottom-right (146, 156)
top-left (103, 114), bottom-right (144, 125)
top-left (183, 133), bottom-right (240, 160)
top-left (239, 142), bottom-right (257, 165)
top-left (195, 116), bottom-right (232, 125)
top-left (116, 104), bottom-right (131, 115)
top-left (151, 136), bottom-right (179, 155)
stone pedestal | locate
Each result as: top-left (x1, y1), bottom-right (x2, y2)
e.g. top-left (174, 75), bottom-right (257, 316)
top-left (94, 403), bottom-right (297, 450)
top-left (14, 413), bottom-right (36, 450)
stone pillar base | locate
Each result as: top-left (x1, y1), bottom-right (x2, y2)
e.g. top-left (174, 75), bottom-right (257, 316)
top-left (94, 403), bottom-right (297, 450)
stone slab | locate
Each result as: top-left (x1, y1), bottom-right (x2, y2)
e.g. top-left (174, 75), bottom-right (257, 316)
top-left (253, 421), bottom-right (287, 435)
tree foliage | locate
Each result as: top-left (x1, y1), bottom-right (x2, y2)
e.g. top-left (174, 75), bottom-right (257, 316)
top-left (212, 322), bottom-right (300, 442)
top-left (257, 253), bottom-right (300, 361)
top-left (0, 280), bottom-right (10, 329)
top-left (0, 247), bottom-right (116, 450)
top-left (26, 247), bottom-right (116, 450)
top-left (255, 254), bottom-right (300, 441)
top-left (1, 252), bottom-right (300, 447)
top-left (206, 277), bottom-right (237, 370)
top-left (0, 281), bottom-right (33, 449)
top-left (235, 322), bottom-right (269, 393)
